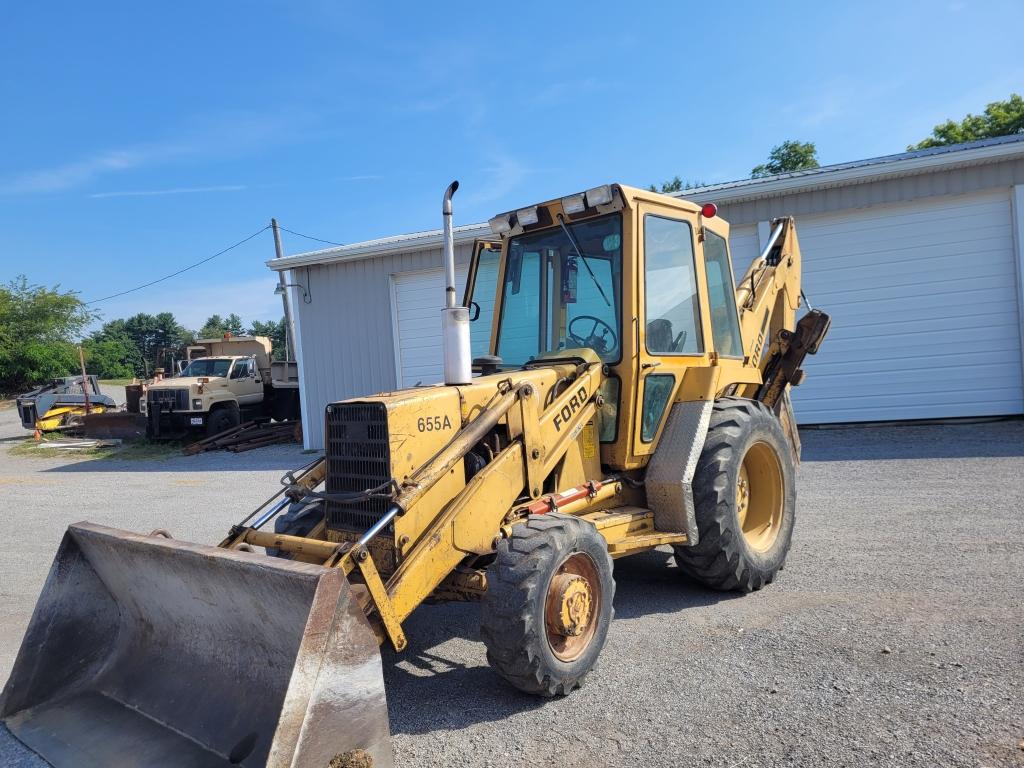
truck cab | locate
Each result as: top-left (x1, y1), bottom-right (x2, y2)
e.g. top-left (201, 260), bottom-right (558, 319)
top-left (143, 336), bottom-right (299, 438)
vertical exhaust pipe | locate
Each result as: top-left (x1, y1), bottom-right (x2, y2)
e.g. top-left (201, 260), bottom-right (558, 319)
top-left (441, 180), bottom-right (472, 385)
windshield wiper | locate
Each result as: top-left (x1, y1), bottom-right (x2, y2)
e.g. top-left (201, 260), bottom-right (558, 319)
top-left (556, 213), bottom-right (611, 307)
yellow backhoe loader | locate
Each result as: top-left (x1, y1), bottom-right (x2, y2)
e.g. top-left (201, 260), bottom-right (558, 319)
top-left (1, 182), bottom-right (830, 767)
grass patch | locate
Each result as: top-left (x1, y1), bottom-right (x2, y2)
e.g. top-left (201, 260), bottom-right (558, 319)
top-left (99, 378), bottom-right (137, 386)
top-left (8, 435), bottom-right (183, 461)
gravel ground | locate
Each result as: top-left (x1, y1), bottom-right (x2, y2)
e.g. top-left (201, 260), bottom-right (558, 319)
top-left (0, 395), bottom-right (1021, 767)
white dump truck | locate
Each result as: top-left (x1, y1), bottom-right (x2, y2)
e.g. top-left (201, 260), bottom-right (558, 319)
top-left (142, 335), bottom-right (299, 438)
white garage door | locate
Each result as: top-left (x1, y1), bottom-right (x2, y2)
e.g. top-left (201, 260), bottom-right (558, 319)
top-left (391, 264), bottom-right (498, 388)
top-left (729, 223), bottom-right (761, 276)
top-left (793, 190), bottom-right (1024, 423)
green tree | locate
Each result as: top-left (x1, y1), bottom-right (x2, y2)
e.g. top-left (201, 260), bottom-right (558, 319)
top-left (198, 313), bottom-right (246, 340)
top-left (248, 317), bottom-right (288, 360)
top-left (118, 312), bottom-right (191, 376)
top-left (647, 176), bottom-right (705, 193)
top-left (81, 337), bottom-right (138, 379)
top-left (909, 93), bottom-right (1024, 150)
top-left (0, 275), bottom-right (94, 394)
top-left (751, 140), bottom-right (820, 178)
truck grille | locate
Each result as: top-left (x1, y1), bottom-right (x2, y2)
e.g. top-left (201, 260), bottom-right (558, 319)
top-left (148, 388), bottom-right (189, 411)
top-left (325, 403), bottom-right (392, 533)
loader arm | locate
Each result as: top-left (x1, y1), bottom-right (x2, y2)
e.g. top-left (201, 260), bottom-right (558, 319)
top-left (240, 362), bottom-right (607, 651)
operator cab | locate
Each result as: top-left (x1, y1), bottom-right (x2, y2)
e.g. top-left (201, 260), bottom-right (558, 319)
top-left (463, 183), bottom-right (751, 465)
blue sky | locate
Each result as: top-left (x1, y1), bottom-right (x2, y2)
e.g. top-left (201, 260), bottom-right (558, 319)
top-left (1, 1), bottom-right (1022, 333)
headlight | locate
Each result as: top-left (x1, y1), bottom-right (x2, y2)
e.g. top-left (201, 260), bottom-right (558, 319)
top-left (515, 206), bottom-right (539, 227)
top-left (561, 192), bottom-right (586, 215)
top-left (585, 185), bottom-right (613, 207)
top-left (192, 399), bottom-right (203, 410)
top-left (488, 213), bottom-right (513, 235)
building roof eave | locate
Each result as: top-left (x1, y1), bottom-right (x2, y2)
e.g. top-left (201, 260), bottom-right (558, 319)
top-left (268, 134), bottom-right (1024, 272)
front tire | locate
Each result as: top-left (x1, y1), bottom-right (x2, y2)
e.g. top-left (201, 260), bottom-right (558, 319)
top-left (673, 397), bottom-right (796, 592)
top-left (481, 513), bottom-right (615, 697)
top-left (267, 501), bottom-right (322, 558)
top-left (205, 405), bottom-right (240, 438)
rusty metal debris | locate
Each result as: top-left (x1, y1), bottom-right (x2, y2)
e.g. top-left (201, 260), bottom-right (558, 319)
top-left (183, 420), bottom-right (301, 455)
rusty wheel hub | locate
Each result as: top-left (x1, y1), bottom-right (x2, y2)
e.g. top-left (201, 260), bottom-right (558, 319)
top-left (550, 573), bottom-right (593, 636)
top-left (544, 552), bottom-right (602, 661)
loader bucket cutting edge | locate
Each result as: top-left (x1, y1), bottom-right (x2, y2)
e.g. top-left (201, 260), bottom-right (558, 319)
top-left (0, 522), bottom-right (392, 768)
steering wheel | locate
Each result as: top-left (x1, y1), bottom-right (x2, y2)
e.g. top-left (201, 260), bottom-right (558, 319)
top-left (567, 315), bottom-right (618, 355)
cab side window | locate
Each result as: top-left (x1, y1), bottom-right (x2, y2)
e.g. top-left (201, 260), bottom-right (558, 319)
top-left (231, 359), bottom-right (252, 379)
top-left (643, 215), bottom-right (703, 355)
top-left (468, 247), bottom-right (500, 358)
top-left (703, 231), bottom-right (743, 357)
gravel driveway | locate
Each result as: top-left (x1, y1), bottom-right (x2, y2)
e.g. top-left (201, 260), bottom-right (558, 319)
top-left (0, 398), bottom-right (1021, 767)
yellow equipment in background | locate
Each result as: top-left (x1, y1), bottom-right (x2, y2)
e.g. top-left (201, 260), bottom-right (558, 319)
top-left (1, 183), bottom-right (830, 767)
top-left (15, 375), bottom-right (117, 432)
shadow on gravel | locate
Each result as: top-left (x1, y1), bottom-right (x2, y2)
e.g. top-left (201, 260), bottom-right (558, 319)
top-left (37, 447), bottom-right (310, 473)
top-left (800, 419), bottom-right (1023, 461)
top-left (610, 549), bottom-right (741, 619)
top-left (384, 548), bottom-right (733, 735)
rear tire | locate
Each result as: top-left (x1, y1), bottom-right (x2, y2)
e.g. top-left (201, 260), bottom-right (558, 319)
top-left (673, 397), bottom-right (796, 592)
top-left (481, 513), bottom-right (614, 697)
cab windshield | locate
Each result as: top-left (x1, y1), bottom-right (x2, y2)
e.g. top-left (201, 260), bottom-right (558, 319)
top-left (495, 213), bottom-right (622, 366)
top-left (179, 358), bottom-right (231, 378)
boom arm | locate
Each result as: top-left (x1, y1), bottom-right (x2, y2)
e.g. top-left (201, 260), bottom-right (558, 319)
top-left (734, 217), bottom-right (831, 407)
top-left (735, 217), bottom-right (802, 366)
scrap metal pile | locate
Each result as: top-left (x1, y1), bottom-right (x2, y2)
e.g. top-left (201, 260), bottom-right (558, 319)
top-left (182, 420), bottom-right (301, 455)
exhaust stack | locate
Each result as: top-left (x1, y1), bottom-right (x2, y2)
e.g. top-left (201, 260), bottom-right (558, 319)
top-left (441, 180), bottom-right (472, 385)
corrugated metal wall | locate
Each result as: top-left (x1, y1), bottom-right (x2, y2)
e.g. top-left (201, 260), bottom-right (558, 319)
top-left (292, 241), bottom-right (475, 449)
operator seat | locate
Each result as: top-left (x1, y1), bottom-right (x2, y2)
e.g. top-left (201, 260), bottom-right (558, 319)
top-left (646, 318), bottom-right (674, 354)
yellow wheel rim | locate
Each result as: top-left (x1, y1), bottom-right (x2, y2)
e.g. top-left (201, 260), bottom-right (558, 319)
top-left (736, 441), bottom-right (784, 552)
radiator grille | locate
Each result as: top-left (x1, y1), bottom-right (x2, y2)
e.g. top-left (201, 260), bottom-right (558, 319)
top-left (147, 388), bottom-right (189, 410)
top-left (325, 402), bottom-right (392, 533)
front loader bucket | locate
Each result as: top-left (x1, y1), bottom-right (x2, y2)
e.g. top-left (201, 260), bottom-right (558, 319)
top-left (0, 522), bottom-right (391, 768)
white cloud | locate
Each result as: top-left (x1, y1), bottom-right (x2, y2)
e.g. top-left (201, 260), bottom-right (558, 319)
top-left (463, 152), bottom-right (534, 206)
top-left (0, 110), bottom-right (303, 196)
top-left (89, 185), bottom-right (246, 199)
top-left (0, 146), bottom-right (184, 194)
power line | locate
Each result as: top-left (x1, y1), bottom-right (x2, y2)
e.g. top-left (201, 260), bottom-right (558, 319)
top-left (83, 222), bottom-right (344, 306)
top-left (85, 225), bottom-right (271, 305)
top-left (277, 226), bottom-right (343, 247)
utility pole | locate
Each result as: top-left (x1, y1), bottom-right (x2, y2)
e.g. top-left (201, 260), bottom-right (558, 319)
top-left (271, 218), bottom-right (297, 362)
top-left (77, 345), bottom-right (91, 414)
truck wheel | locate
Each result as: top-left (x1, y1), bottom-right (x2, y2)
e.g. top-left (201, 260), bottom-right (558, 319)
top-left (267, 501), bottom-right (323, 559)
top-left (673, 397), bottom-right (796, 592)
top-left (206, 405), bottom-right (239, 438)
top-left (481, 512), bottom-right (615, 697)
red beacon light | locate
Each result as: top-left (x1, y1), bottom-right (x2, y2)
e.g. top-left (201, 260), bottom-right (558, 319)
top-left (701, 202), bottom-right (718, 219)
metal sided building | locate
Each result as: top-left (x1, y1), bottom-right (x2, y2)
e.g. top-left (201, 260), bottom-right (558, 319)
top-left (270, 135), bottom-right (1024, 450)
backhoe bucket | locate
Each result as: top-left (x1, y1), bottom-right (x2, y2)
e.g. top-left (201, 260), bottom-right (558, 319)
top-left (0, 522), bottom-right (391, 768)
